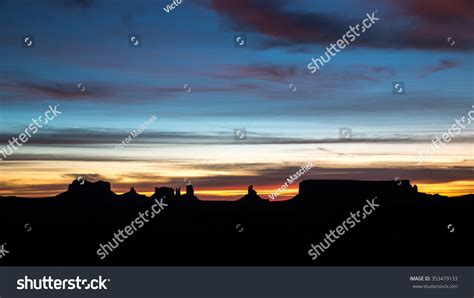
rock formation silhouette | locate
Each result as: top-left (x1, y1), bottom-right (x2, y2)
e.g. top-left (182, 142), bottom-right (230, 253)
top-left (175, 187), bottom-right (181, 197)
top-left (0, 179), bottom-right (472, 266)
top-left (182, 184), bottom-right (197, 200)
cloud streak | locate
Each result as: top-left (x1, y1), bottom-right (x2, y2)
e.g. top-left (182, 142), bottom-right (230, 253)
top-left (210, 0), bottom-right (474, 51)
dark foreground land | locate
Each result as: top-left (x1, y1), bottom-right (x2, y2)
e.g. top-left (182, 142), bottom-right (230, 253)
top-left (0, 179), bottom-right (472, 266)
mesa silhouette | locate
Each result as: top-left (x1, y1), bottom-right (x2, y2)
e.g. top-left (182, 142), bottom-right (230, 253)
top-left (0, 179), bottom-right (472, 266)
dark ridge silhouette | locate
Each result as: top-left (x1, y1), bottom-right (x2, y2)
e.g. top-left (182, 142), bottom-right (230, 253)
top-left (152, 186), bottom-right (174, 200)
top-left (237, 185), bottom-right (269, 204)
top-left (119, 187), bottom-right (147, 201)
top-left (0, 179), bottom-right (472, 266)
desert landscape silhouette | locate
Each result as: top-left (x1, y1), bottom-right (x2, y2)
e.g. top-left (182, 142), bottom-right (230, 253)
top-left (0, 179), bottom-right (472, 266)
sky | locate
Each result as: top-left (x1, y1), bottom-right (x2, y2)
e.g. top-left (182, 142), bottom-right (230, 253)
top-left (0, 0), bottom-right (473, 200)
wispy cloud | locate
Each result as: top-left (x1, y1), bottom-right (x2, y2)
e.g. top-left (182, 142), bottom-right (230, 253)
top-left (418, 59), bottom-right (459, 78)
top-left (210, 0), bottom-right (474, 51)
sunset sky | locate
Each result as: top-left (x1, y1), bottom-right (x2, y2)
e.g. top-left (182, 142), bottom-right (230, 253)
top-left (1, 0), bottom-right (473, 200)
